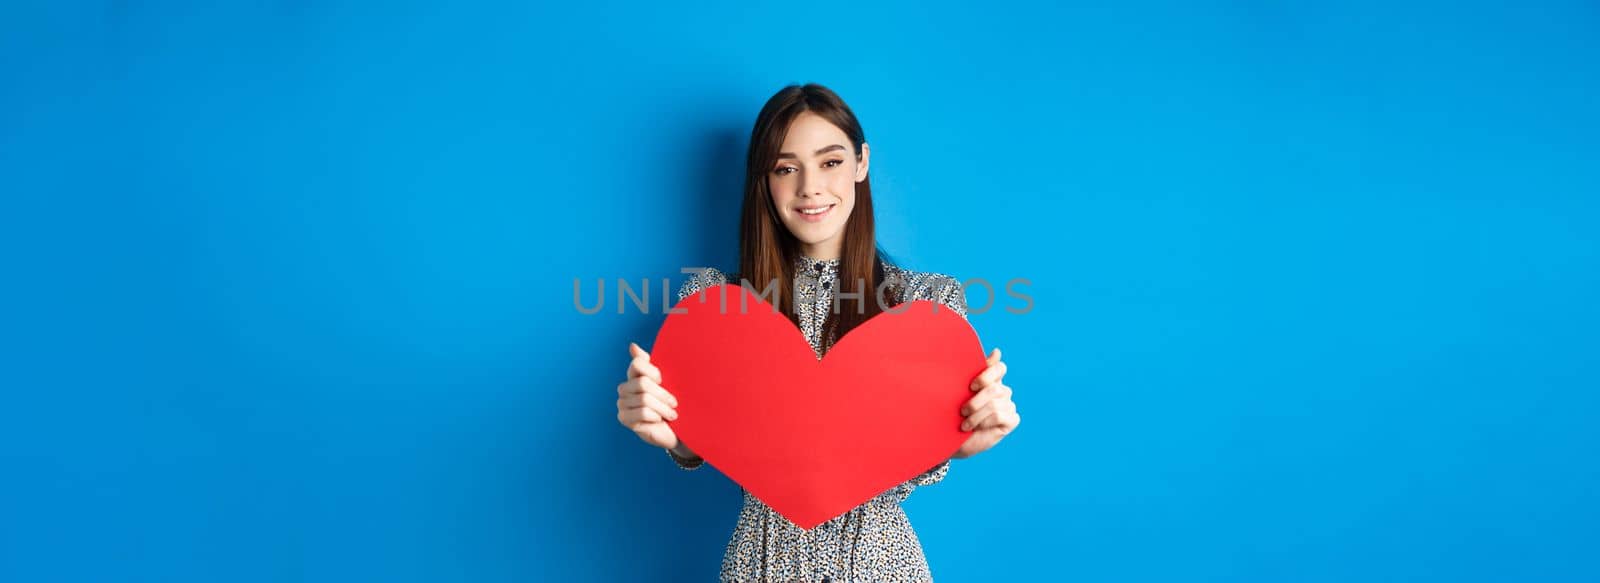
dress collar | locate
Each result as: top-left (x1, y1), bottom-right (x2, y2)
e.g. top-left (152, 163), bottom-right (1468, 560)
top-left (794, 253), bottom-right (840, 276)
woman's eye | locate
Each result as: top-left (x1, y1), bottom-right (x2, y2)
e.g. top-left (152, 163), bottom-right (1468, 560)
top-left (773, 167), bottom-right (795, 176)
top-left (823, 159), bottom-right (843, 168)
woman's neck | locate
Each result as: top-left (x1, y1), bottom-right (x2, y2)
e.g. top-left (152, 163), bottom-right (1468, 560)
top-left (799, 239), bottom-right (842, 262)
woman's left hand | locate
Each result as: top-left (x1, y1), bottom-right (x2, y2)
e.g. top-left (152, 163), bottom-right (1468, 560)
top-left (955, 348), bottom-right (1021, 458)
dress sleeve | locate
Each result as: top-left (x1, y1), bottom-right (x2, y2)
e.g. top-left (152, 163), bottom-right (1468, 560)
top-left (674, 267), bottom-right (729, 304)
top-left (665, 446), bottom-right (705, 470)
top-left (664, 267), bottom-right (729, 471)
top-left (887, 459), bottom-right (951, 502)
top-left (928, 274), bottom-right (969, 321)
top-left (897, 270), bottom-right (969, 321)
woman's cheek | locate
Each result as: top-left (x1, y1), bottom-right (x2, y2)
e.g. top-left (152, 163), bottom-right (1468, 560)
top-left (768, 180), bottom-right (793, 208)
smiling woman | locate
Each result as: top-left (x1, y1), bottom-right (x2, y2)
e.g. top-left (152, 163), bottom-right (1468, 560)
top-left (740, 84), bottom-right (887, 348)
top-left (614, 83), bottom-right (1022, 582)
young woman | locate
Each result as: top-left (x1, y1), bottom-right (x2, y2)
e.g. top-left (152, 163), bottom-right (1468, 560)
top-left (615, 83), bottom-right (1022, 582)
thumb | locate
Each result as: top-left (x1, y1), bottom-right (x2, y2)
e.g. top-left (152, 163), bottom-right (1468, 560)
top-left (629, 342), bottom-right (646, 359)
top-left (987, 347), bottom-right (1002, 364)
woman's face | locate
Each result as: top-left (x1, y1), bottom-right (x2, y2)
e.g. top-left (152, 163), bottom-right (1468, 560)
top-left (768, 111), bottom-right (870, 260)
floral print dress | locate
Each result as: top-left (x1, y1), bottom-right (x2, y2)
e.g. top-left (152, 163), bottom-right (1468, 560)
top-left (666, 254), bottom-right (969, 582)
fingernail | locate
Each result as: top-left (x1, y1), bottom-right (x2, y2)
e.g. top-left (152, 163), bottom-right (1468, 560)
top-left (961, 422), bottom-right (970, 431)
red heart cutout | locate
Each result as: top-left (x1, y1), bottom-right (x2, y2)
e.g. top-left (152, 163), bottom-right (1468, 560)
top-left (650, 283), bottom-right (986, 530)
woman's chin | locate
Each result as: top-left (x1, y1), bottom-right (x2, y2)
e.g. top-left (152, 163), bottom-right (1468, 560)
top-left (793, 230), bottom-right (843, 247)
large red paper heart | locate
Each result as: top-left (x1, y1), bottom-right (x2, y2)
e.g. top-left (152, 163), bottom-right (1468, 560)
top-left (650, 283), bottom-right (986, 530)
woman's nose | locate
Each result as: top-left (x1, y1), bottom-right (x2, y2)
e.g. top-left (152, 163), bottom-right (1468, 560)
top-left (799, 173), bottom-right (825, 197)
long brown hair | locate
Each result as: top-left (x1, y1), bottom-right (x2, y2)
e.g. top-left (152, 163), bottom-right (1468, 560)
top-left (738, 83), bottom-right (900, 352)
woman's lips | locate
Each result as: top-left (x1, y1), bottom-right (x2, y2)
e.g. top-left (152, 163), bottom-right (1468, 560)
top-left (796, 204), bottom-right (835, 223)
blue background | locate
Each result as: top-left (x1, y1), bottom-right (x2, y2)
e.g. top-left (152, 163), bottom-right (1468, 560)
top-left (3, 1), bottom-right (1597, 581)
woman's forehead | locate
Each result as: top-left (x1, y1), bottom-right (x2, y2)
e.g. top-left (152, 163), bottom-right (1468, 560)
top-left (781, 112), bottom-right (850, 152)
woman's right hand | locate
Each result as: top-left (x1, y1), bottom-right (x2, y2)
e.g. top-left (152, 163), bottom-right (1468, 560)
top-left (616, 342), bottom-right (681, 450)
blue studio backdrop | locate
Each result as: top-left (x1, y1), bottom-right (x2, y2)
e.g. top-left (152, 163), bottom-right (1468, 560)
top-left (3, 1), bottom-right (1597, 581)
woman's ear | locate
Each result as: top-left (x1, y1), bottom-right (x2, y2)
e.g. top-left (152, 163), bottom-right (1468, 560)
top-left (855, 142), bottom-right (871, 182)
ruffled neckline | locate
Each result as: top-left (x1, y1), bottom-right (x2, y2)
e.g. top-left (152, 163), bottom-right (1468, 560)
top-left (794, 253), bottom-right (840, 275)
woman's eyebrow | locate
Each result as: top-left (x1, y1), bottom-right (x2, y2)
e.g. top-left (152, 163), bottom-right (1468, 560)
top-left (776, 144), bottom-right (847, 159)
